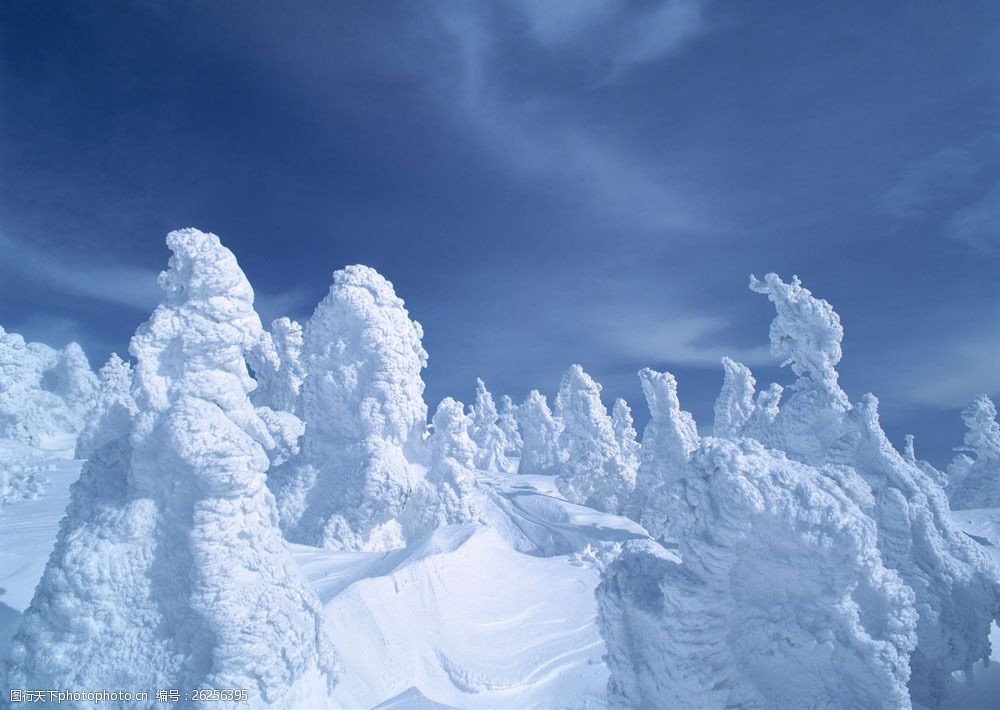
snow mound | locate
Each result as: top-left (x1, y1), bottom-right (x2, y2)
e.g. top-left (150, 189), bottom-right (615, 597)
top-left (479, 472), bottom-right (647, 558)
top-left (598, 437), bottom-right (917, 709)
top-left (0, 441), bottom-right (52, 509)
top-left (318, 523), bottom-right (611, 709)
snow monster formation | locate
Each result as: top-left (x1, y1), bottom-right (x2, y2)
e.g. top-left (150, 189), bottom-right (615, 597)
top-left (3, 229), bottom-right (339, 708)
top-left (515, 389), bottom-right (562, 475)
top-left (748, 273), bottom-right (1000, 704)
top-left (498, 394), bottom-right (523, 462)
top-left (611, 398), bottom-right (640, 484)
top-left (0, 326), bottom-right (98, 444)
top-left (599, 273), bottom-right (1000, 708)
top-left (282, 264), bottom-right (428, 551)
top-left (598, 440), bottom-right (917, 709)
top-left (402, 397), bottom-right (481, 538)
top-left (554, 364), bottom-right (635, 514)
top-left (629, 368), bottom-right (698, 539)
top-left (947, 394), bottom-right (1000, 510)
top-left (469, 378), bottom-right (511, 473)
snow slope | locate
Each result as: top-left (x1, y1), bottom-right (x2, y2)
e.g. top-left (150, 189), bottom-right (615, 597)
top-left (1, 447), bottom-right (647, 708)
top-left (0, 440), bottom-right (79, 656)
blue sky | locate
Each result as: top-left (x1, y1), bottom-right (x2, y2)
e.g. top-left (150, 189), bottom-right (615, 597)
top-left (1, 1), bottom-right (998, 465)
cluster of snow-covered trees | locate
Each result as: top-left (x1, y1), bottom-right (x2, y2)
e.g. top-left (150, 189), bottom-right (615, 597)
top-left (598, 274), bottom-right (1000, 708)
top-left (2, 228), bottom-right (1000, 707)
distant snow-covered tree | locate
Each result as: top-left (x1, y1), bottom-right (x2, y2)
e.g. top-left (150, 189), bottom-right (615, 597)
top-left (498, 394), bottom-right (522, 461)
top-left (630, 368), bottom-right (699, 538)
top-left (598, 437), bottom-right (917, 709)
top-left (4, 228), bottom-right (339, 706)
top-left (469, 378), bottom-right (510, 472)
top-left (749, 273), bottom-right (1000, 705)
top-left (611, 398), bottom-right (639, 480)
top-left (712, 357), bottom-right (782, 442)
top-left (250, 317), bottom-right (305, 415)
top-left (402, 397), bottom-right (480, 537)
top-left (515, 389), bottom-right (561, 475)
top-left (75, 353), bottom-right (134, 460)
top-left (554, 365), bottom-right (634, 514)
top-left (947, 395), bottom-right (1000, 510)
top-left (0, 327), bottom-right (98, 444)
top-left (283, 264), bottom-right (428, 551)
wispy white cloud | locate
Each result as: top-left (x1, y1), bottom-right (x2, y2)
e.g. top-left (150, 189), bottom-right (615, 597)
top-left (944, 182), bottom-right (1000, 253)
top-left (431, 0), bottom-right (715, 235)
top-left (0, 232), bottom-right (161, 310)
top-left (507, 0), bottom-right (705, 79)
top-left (591, 310), bottom-right (772, 368)
top-left (867, 319), bottom-right (1000, 409)
top-left (879, 143), bottom-right (981, 220)
top-left (879, 136), bottom-right (1000, 255)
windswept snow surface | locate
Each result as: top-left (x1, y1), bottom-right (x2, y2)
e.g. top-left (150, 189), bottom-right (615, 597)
top-left (1, 444), bottom-right (651, 708)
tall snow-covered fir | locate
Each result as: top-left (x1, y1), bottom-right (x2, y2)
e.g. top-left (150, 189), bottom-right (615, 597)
top-left (279, 264), bottom-right (428, 552)
top-left (4, 229), bottom-right (339, 707)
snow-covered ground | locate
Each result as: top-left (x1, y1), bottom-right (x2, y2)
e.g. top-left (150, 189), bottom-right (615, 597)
top-left (0, 447), bottom-right (654, 708)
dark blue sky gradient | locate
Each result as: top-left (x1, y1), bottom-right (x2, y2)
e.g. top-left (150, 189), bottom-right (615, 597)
top-left (2, 1), bottom-right (999, 465)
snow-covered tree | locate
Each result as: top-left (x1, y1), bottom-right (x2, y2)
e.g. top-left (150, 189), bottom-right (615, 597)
top-left (947, 394), bottom-right (1000, 510)
top-left (4, 229), bottom-right (339, 706)
top-left (75, 353), bottom-right (134, 460)
top-left (749, 273), bottom-right (1000, 704)
top-left (283, 264), bottom-right (428, 551)
top-left (498, 394), bottom-right (522, 461)
top-left (611, 398), bottom-right (639, 480)
top-left (469, 378), bottom-right (510, 472)
top-left (250, 317), bottom-right (305, 415)
top-left (713, 356), bottom-right (755, 438)
top-left (0, 327), bottom-right (98, 444)
top-left (402, 397), bottom-right (480, 537)
top-left (598, 437), bottom-right (917, 709)
top-left (515, 389), bottom-right (561, 475)
top-left (630, 368), bottom-right (698, 538)
top-left (554, 365), bottom-right (634, 514)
